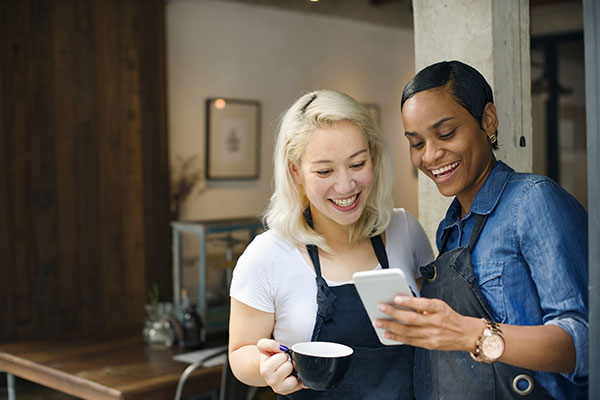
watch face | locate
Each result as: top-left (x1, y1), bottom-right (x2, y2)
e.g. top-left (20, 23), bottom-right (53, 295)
top-left (482, 334), bottom-right (505, 359)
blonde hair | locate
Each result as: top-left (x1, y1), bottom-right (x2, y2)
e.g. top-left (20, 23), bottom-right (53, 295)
top-left (264, 90), bottom-right (394, 251)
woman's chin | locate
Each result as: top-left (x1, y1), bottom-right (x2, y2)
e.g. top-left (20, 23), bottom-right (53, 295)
top-left (328, 206), bottom-right (364, 226)
top-left (434, 183), bottom-right (458, 198)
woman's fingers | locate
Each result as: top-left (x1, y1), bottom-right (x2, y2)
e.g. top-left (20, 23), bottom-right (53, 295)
top-left (394, 295), bottom-right (442, 314)
top-left (257, 338), bottom-right (283, 355)
top-left (374, 296), bottom-right (471, 351)
top-left (258, 346), bottom-right (302, 394)
top-left (279, 374), bottom-right (306, 394)
top-left (376, 296), bottom-right (438, 326)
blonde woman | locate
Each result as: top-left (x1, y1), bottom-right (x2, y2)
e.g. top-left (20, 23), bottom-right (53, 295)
top-left (228, 90), bottom-right (433, 399)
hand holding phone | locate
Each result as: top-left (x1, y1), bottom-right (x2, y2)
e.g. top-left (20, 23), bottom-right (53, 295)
top-left (353, 268), bottom-right (414, 345)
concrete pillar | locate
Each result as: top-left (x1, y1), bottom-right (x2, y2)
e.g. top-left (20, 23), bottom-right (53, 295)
top-left (411, 0), bottom-right (532, 248)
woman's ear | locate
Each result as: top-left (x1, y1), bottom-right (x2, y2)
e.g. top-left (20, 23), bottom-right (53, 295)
top-left (289, 162), bottom-right (303, 185)
top-left (482, 102), bottom-right (499, 135)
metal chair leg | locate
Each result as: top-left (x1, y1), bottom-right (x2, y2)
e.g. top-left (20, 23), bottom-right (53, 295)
top-left (174, 348), bottom-right (227, 400)
top-left (7, 373), bottom-right (16, 400)
top-left (174, 362), bottom-right (205, 400)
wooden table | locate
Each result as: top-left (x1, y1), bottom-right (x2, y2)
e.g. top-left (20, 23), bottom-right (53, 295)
top-left (0, 329), bottom-right (223, 400)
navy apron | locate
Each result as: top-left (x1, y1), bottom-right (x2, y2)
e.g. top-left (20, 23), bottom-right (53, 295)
top-left (280, 235), bottom-right (415, 400)
top-left (415, 214), bottom-right (553, 399)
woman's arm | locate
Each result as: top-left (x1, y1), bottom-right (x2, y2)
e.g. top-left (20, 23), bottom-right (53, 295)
top-left (376, 296), bottom-right (575, 373)
top-left (228, 297), bottom-right (272, 386)
top-left (228, 298), bottom-right (303, 393)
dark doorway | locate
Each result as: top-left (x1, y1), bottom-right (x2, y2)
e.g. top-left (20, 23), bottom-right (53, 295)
top-left (531, 31), bottom-right (587, 209)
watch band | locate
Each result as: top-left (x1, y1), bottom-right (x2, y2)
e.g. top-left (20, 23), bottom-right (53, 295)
top-left (470, 318), bottom-right (505, 363)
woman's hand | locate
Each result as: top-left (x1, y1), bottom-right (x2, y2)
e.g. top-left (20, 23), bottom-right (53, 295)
top-left (375, 295), bottom-right (483, 352)
top-left (257, 339), bottom-right (305, 395)
top-left (376, 295), bottom-right (577, 373)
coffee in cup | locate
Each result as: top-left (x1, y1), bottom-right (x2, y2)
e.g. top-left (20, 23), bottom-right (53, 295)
top-left (286, 341), bottom-right (353, 390)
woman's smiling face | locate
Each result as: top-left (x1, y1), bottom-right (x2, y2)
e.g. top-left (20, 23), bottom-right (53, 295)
top-left (290, 121), bottom-right (373, 229)
top-left (402, 87), bottom-right (497, 214)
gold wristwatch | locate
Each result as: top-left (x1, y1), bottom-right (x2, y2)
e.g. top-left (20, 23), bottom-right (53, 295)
top-left (470, 319), bottom-right (505, 363)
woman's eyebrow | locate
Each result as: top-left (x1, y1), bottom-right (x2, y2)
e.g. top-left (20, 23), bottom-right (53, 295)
top-left (432, 117), bottom-right (454, 129)
top-left (349, 149), bottom-right (368, 159)
top-left (404, 117), bottom-right (455, 137)
top-left (310, 149), bottom-right (368, 164)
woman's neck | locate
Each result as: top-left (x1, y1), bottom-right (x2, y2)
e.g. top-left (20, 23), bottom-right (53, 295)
top-left (457, 156), bottom-right (497, 218)
top-left (310, 210), bottom-right (353, 253)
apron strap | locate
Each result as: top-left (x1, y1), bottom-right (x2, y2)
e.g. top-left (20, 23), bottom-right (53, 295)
top-left (306, 244), bottom-right (322, 277)
top-left (306, 244), bottom-right (336, 322)
top-left (369, 235), bottom-right (389, 269)
top-left (439, 229), bottom-right (451, 254)
top-left (467, 214), bottom-right (488, 252)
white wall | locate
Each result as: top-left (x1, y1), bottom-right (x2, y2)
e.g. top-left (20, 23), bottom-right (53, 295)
top-left (166, 0), bottom-right (417, 221)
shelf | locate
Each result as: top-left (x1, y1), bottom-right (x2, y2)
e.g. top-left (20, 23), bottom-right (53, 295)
top-left (171, 217), bottom-right (262, 334)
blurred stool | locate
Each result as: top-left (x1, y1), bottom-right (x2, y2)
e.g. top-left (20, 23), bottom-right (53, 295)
top-left (174, 349), bottom-right (257, 400)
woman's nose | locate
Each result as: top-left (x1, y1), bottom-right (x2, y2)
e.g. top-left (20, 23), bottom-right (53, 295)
top-left (334, 172), bottom-right (356, 194)
top-left (422, 142), bottom-right (444, 164)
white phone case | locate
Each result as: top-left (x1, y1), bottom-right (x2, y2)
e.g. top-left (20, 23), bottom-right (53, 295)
top-left (352, 268), bottom-right (413, 345)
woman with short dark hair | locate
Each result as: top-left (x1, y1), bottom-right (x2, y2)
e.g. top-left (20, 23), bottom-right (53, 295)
top-left (378, 60), bottom-right (588, 400)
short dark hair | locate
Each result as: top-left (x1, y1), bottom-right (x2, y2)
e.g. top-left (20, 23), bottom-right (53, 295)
top-left (401, 60), bottom-right (498, 150)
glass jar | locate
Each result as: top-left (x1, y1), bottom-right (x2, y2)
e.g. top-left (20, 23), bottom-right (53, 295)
top-left (147, 319), bottom-right (175, 349)
top-left (143, 302), bottom-right (176, 349)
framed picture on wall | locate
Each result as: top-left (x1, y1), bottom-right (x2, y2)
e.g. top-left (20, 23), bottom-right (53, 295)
top-left (205, 98), bottom-right (261, 180)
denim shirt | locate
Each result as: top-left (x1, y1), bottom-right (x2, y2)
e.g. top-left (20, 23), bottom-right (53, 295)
top-left (437, 161), bottom-right (588, 400)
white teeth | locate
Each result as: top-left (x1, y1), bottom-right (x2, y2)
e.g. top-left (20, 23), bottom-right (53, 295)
top-left (332, 195), bottom-right (357, 207)
top-left (431, 161), bottom-right (460, 176)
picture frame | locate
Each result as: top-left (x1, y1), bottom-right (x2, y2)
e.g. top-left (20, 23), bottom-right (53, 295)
top-left (205, 98), bottom-right (261, 180)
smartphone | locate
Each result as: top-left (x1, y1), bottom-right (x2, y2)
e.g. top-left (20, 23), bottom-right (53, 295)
top-left (352, 268), bottom-right (414, 345)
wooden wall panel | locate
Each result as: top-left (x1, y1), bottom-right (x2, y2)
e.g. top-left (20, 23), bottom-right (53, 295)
top-left (139, 0), bottom-right (172, 305)
top-left (52, 0), bottom-right (103, 335)
top-left (30, 0), bottom-right (61, 337)
top-left (0, 0), bottom-right (170, 342)
top-left (1, 0), bottom-right (37, 340)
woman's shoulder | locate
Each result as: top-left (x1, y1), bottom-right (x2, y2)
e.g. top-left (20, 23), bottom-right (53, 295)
top-left (234, 228), bottom-right (300, 283)
top-left (241, 229), bottom-right (296, 259)
top-left (508, 170), bottom-right (555, 187)
top-left (387, 208), bottom-right (419, 230)
top-left (505, 171), bottom-right (580, 206)
top-left (496, 170), bottom-right (587, 226)
top-left (386, 208), bottom-right (429, 245)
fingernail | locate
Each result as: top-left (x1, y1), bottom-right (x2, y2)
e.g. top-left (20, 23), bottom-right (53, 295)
top-left (395, 296), bottom-right (405, 304)
top-left (378, 304), bottom-right (386, 312)
top-left (375, 320), bottom-right (382, 328)
top-left (279, 344), bottom-right (289, 352)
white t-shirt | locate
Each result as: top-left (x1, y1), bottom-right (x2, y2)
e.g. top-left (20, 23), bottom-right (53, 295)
top-left (230, 208), bottom-right (434, 347)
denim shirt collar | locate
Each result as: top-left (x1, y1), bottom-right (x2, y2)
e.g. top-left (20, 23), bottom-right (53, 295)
top-left (439, 160), bottom-right (515, 231)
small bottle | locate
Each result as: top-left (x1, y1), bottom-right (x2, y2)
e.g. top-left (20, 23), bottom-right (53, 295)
top-left (178, 289), bottom-right (190, 325)
top-left (182, 304), bottom-right (205, 350)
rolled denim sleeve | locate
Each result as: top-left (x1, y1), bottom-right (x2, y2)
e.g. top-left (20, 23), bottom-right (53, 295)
top-left (547, 315), bottom-right (588, 383)
top-left (517, 179), bottom-right (588, 383)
